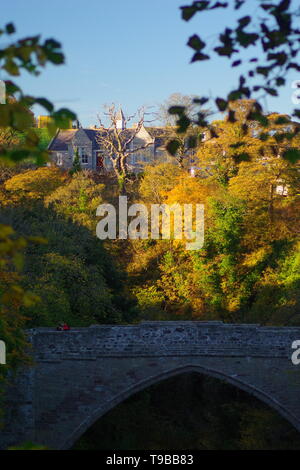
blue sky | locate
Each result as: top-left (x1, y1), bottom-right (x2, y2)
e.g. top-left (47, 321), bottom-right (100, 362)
top-left (1, 0), bottom-right (299, 126)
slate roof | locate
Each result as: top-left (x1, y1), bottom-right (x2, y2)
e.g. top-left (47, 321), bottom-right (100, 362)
top-left (48, 126), bottom-right (172, 152)
top-left (84, 129), bottom-right (102, 148)
top-left (146, 126), bottom-right (175, 138)
top-left (48, 129), bottom-right (77, 151)
top-left (146, 127), bottom-right (175, 150)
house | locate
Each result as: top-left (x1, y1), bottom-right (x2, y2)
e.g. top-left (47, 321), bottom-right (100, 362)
top-left (47, 110), bottom-right (173, 172)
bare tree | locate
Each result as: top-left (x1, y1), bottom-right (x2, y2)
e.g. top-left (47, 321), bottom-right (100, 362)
top-left (96, 104), bottom-right (154, 191)
top-left (157, 93), bottom-right (201, 127)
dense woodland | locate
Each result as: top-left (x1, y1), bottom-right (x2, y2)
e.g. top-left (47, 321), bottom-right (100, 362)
top-left (1, 105), bottom-right (299, 331)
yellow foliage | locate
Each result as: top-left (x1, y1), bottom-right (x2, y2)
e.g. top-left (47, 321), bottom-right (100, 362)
top-left (45, 171), bottom-right (104, 229)
top-left (165, 176), bottom-right (218, 205)
top-left (4, 167), bottom-right (68, 199)
top-left (242, 246), bottom-right (272, 268)
top-left (139, 163), bottom-right (183, 203)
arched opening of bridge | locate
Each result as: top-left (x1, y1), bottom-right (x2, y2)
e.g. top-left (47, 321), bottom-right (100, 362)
top-left (71, 372), bottom-right (300, 450)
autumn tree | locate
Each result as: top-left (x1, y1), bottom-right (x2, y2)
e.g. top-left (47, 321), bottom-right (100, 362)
top-left (195, 120), bottom-right (259, 185)
top-left (139, 162), bottom-right (183, 203)
top-left (194, 100), bottom-right (300, 186)
top-left (229, 156), bottom-right (300, 229)
top-left (4, 167), bottom-right (67, 200)
top-left (45, 171), bottom-right (105, 230)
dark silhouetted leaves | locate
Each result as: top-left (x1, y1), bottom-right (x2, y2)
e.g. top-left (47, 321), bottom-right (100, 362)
top-left (264, 87), bottom-right (278, 96)
top-left (259, 133), bottom-right (270, 141)
top-left (256, 66), bottom-right (271, 77)
top-left (292, 109), bottom-right (300, 119)
top-left (235, 0), bottom-right (245, 8)
top-left (282, 148), bottom-right (300, 163)
top-left (169, 106), bottom-right (185, 115)
top-left (166, 139), bottom-right (181, 156)
top-left (216, 98), bottom-right (228, 111)
top-left (233, 152), bottom-right (250, 162)
top-left (181, 2), bottom-right (209, 21)
top-left (187, 135), bottom-right (198, 148)
top-left (193, 97), bottom-right (209, 105)
top-left (228, 110), bottom-right (237, 122)
top-left (274, 116), bottom-right (290, 124)
top-left (177, 115), bottom-right (191, 133)
top-left (52, 108), bottom-right (76, 129)
top-left (238, 16), bottom-right (251, 28)
top-left (35, 98), bottom-right (54, 113)
top-left (187, 35), bottom-right (206, 51)
top-left (5, 23), bottom-right (15, 34)
top-left (191, 52), bottom-right (210, 62)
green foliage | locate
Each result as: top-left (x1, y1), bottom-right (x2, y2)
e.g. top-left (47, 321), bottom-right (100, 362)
top-left (192, 199), bottom-right (249, 317)
top-left (0, 203), bottom-right (133, 327)
top-left (130, 127), bottom-right (300, 323)
top-left (34, 128), bottom-right (53, 151)
top-left (117, 173), bottom-right (126, 193)
top-left (247, 243), bottom-right (300, 325)
top-left (133, 285), bottom-right (165, 320)
top-left (0, 23), bottom-right (76, 165)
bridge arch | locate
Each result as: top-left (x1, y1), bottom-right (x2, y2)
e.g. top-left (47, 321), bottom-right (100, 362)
top-left (61, 363), bottom-right (300, 450)
top-left (2, 322), bottom-right (300, 450)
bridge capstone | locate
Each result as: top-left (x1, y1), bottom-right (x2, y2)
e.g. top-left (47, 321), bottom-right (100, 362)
top-left (1, 321), bottom-right (300, 449)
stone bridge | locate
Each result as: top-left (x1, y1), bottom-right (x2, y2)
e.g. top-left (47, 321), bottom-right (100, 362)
top-left (1, 321), bottom-right (300, 449)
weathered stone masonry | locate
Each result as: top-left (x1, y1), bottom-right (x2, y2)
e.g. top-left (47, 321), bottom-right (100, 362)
top-left (1, 321), bottom-right (300, 449)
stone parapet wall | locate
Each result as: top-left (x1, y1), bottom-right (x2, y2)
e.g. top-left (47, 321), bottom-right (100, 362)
top-left (28, 321), bottom-right (300, 360)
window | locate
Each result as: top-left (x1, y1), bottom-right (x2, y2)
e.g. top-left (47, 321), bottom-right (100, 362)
top-left (81, 154), bottom-right (88, 164)
top-left (57, 153), bottom-right (63, 166)
top-left (79, 147), bottom-right (89, 164)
